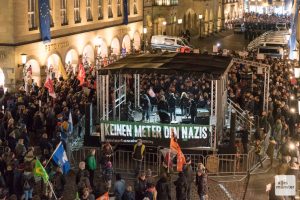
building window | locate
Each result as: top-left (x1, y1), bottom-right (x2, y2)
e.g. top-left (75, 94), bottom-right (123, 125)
top-left (86, 0), bottom-right (93, 21)
top-left (49, 0), bottom-right (54, 27)
top-left (108, 0), bottom-right (113, 18)
top-left (127, 0), bottom-right (130, 15)
top-left (28, 0), bottom-right (37, 30)
top-left (117, 0), bottom-right (122, 17)
top-left (74, 0), bottom-right (81, 23)
top-left (61, 0), bottom-right (68, 25)
top-left (98, 0), bottom-right (103, 19)
top-left (133, 0), bottom-right (137, 14)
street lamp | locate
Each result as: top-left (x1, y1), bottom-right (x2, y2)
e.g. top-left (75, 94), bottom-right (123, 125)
top-left (162, 21), bottom-right (167, 35)
top-left (143, 27), bottom-right (147, 52)
top-left (177, 19), bottom-right (182, 35)
top-left (198, 14), bottom-right (203, 39)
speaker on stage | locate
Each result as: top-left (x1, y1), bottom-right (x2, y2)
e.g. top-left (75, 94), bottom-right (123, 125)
top-left (195, 116), bottom-right (210, 125)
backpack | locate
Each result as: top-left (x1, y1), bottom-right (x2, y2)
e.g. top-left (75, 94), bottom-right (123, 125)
top-left (23, 178), bottom-right (31, 190)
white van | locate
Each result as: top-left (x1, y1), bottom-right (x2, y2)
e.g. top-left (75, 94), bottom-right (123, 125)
top-left (276, 23), bottom-right (287, 31)
top-left (151, 35), bottom-right (193, 52)
top-left (233, 23), bottom-right (245, 33)
top-left (258, 46), bottom-right (284, 59)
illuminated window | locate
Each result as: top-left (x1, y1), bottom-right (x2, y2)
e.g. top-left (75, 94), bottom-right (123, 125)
top-left (127, 0), bottom-right (130, 15)
top-left (28, 0), bottom-right (37, 30)
top-left (108, 0), bottom-right (113, 18)
top-left (117, 0), bottom-right (122, 17)
top-left (98, 0), bottom-right (103, 19)
top-left (61, 0), bottom-right (68, 25)
top-left (133, 0), bottom-right (137, 14)
top-left (86, 0), bottom-right (93, 21)
top-left (74, 0), bottom-right (81, 23)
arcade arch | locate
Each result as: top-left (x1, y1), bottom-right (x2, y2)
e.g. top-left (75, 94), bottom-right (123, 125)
top-left (111, 37), bottom-right (121, 55)
top-left (47, 53), bottom-right (63, 79)
top-left (122, 34), bottom-right (131, 53)
top-left (82, 44), bottom-right (94, 64)
top-left (133, 32), bottom-right (141, 51)
top-left (26, 59), bottom-right (41, 86)
top-left (65, 49), bottom-right (79, 74)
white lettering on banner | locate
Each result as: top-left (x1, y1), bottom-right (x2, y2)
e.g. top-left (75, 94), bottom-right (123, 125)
top-left (182, 127), bottom-right (188, 139)
top-left (134, 125), bottom-right (142, 137)
top-left (101, 122), bottom-right (209, 140)
top-left (164, 126), bottom-right (169, 138)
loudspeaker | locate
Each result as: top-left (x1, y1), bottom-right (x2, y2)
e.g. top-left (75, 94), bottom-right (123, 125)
top-left (195, 116), bottom-right (209, 125)
top-left (181, 117), bottom-right (191, 124)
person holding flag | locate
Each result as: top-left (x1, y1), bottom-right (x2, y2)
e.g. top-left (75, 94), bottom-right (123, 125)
top-left (77, 63), bottom-right (86, 86)
top-left (44, 76), bottom-right (56, 99)
top-left (170, 128), bottom-right (186, 172)
top-left (34, 159), bottom-right (49, 183)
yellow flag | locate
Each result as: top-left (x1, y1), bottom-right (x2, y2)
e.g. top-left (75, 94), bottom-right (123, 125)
top-left (58, 60), bottom-right (68, 80)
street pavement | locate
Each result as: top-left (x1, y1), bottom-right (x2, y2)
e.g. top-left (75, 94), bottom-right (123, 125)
top-left (191, 30), bottom-right (249, 53)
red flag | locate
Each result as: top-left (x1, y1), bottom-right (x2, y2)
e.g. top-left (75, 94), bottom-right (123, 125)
top-left (44, 77), bottom-right (56, 98)
top-left (77, 64), bottom-right (86, 86)
top-left (96, 192), bottom-right (109, 200)
top-left (170, 128), bottom-right (186, 171)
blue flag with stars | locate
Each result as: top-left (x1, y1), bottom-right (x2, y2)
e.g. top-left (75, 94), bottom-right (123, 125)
top-left (52, 143), bottom-right (70, 174)
top-left (38, 0), bottom-right (51, 43)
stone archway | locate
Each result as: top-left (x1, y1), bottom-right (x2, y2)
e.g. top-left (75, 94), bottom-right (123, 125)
top-left (26, 59), bottom-right (41, 86)
top-left (122, 34), bottom-right (131, 53)
top-left (184, 9), bottom-right (196, 30)
top-left (0, 68), bottom-right (6, 92)
top-left (65, 49), bottom-right (79, 74)
top-left (47, 53), bottom-right (64, 79)
top-left (111, 37), bottom-right (121, 55)
top-left (133, 32), bottom-right (141, 51)
top-left (82, 44), bottom-right (95, 64)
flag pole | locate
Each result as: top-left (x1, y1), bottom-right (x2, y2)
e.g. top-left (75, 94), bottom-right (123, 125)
top-left (47, 180), bottom-right (58, 200)
top-left (45, 141), bottom-right (62, 168)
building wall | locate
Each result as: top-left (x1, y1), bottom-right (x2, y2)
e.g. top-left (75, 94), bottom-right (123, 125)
top-left (0, 0), bottom-right (143, 90)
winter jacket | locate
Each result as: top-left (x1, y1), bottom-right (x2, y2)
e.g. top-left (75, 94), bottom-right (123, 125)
top-left (183, 164), bottom-right (193, 184)
top-left (195, 173), bottom-right (208, 195)
top-left (156, 177), bottom-right (171, 200)
top-left (174, 173), bottom-right (187, 200)
top-left (52, 172), bottom-right (66, 196)
top-left (122, 191), bottom-right (135, 200)
top-left (114, 179), bottom-right (125, 200)
top-left (134, 178), bottom-right (147, 200)
top-left (86, 155), bottom-right (97, 171)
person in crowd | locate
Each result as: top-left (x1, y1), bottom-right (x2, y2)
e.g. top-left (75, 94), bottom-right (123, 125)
top-left (102, 161), bottom-right (113, 190)
top-left (145, 169), bottom-right (155, 187)
top-left (86, 148), bottom-right (97, 188)
top-left (21, 163), bottom-right (35, 200)
top-left (76, 161), bottom-right (90, 185)
top-left (134, 172), bottom-right (147, 200)
top-left (189, 99), bottom-right (197, 124)
top-left (114, 173), bottom-right (125, 200)
top-left (180, 92), bottom-right (189, 117)
top-left (52, 167), bottom-right (66, 200)
top-left (80, 187), bottom-right (95, 200)
top-left (195, 168), bottom-right (208, 200)
top-left (174, 172), bottom-right (187, 200)
top-left (141, 93), bottom-right (151, 122)
top-left (132, 139), bottom-right (145, 177)
top-left (168, 93), bottom-right (176, 121)
top-left (266, 137), bottom-right (276, 167)
top-left (255, 139), bottom-right (263, 168)
top-left (123, 185), bottom-right (135, 200)
top-left (156, 173), bottom-right (171, 200)
top-left (183, 157), bottom-right (193, 200)
top-left (143, 182), bottom-right (157, 200)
